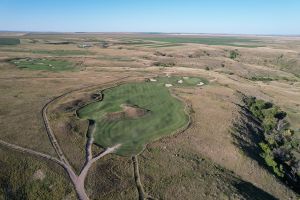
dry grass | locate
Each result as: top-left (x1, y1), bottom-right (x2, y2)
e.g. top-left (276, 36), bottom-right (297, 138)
top-left (0, 33), bottom-right (299, 199)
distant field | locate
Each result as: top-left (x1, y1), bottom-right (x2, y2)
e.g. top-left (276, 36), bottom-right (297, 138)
top-left (31, 49), bottom-right (92, 56)
top-left (0, 49), bottom-right (91, 56)
top-left (11, 58), bottom-right (75, 71)
top-left (0, 38), bottom-right (20, 45)
top-left (141, 37), bottom-right (264, 47)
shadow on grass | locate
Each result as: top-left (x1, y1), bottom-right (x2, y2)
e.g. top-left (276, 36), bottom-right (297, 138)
top-left (234, 181), bottom-right (278, 200)
top-left (232, 103), bottom-right (300, 194)
top-left (232, 104), bottom-right (266, 165)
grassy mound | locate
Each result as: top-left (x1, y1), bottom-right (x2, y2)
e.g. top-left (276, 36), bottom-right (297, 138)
top-left (78, 82), bottom-right (190, 156)
top-left (11, 58), bottom-right (75, 72)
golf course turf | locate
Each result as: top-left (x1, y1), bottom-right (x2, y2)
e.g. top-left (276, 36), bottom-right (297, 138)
top-left (78, 78), bottom-right (204, 156)
top-left (11, 58), bottom-right (75, 71)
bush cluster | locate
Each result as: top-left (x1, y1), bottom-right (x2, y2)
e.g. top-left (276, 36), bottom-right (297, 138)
top-left (245, 96), bottom-right (300, 188)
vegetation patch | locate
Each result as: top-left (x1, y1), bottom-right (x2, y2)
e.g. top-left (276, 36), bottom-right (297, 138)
top-left (0, 38), bottom-right (20, 45)
top-left (244, 97), bottom-right (300, 191)
top-left (11, 58), bottom-right (75, 72)
top-left (153, 61), bottom-right (175, 67)
top-left (229, 49), bottom-right (239, 60)
top-left (249, 76), bottom-right (276, 82)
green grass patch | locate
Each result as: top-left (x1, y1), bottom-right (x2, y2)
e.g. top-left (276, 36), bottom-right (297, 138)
top-left (0, 49), bottom-right (92, 56)
top-left (31, 49), bottom-right (92, 56)
top-left (140, 37), bottom-right (264, 47)
top-left (78, 81), bottom-right (192, 156)
top-left (0, 38), bottom-right (20, 45)
top-left (11, 58), bottom-right (75, 72)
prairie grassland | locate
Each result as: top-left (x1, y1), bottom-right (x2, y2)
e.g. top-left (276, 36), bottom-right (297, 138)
top-left (0, 33), bottom-right (299, 199)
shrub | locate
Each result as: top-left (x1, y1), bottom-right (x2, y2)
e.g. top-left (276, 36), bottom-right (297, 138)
top-left (259, 142), bottom-right (284, 177)
top-left (153, 61), bottom-right (175, 67)
top-left (229, 49), bottom-right (239, 59)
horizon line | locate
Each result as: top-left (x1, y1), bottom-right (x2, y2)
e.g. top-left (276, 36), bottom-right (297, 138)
top-left (1, 30), bottom-right (300, 37)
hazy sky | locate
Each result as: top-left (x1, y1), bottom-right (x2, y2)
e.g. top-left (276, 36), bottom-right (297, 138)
top-left (0, 0), bottom-right (299, 34)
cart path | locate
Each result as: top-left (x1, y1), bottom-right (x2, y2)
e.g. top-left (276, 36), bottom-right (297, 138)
top-left (0, 77), bottom-right (130, 200)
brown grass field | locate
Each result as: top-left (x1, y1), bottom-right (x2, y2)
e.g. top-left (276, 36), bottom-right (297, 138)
top-left (0, 33), bottom-right (299, 199)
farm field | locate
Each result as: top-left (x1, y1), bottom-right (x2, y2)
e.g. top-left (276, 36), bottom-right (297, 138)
top-left (0, 32), bottom-right (299, 200)
top-left (140, 36), bottom-right (265, 47)
top-left (0, 38), bottom-right (20, 45)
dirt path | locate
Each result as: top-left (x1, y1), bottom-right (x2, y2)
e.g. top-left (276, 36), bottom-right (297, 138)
top-left (0, 78), bottom-right (133, 200)
top-left (132, 155), bottom-right (158, 200)
top-left (0, 139), bottom-right (63, 165)
top-left (132, 156), bottom-right (146, 200)
top-left (1, 76), bottom-right (167, 199)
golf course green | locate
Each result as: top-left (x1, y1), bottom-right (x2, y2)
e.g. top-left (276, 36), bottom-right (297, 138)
top-left (11, 58), bottom-right (75, 71)
top-left (78, 77), bottom-right (205, 156)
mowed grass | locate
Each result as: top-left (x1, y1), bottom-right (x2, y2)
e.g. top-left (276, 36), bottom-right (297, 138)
top-left (0, 38), bottom-right (20, 45)
top-left (11, 58), bottom-right (75, 72)
top-left (78, 82), bottom-right (190, 156)
top-left (141, 37), bottom-right (264, 47)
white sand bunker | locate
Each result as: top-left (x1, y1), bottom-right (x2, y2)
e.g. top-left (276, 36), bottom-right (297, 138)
top-left (197, 82), bottom-right (204, 86)
top-left (165, 84), bottom-right (173, 87)
top-left (150, 78), bottom-right (157, 82)
top-left (178, 80), bottom-right (183, 84)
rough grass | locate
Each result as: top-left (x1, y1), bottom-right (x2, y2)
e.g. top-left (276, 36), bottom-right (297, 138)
top-left (78, 82), bottom-right (189, 156)
top-left (11, 58), bottom-right (75, 72)
top-left (0, 149), bottom-right (73, 200)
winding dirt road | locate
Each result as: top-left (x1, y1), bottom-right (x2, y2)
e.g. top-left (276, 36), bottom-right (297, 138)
top-left (0, 78), bottom-right (130, 200)
top-left (0, 76), bottom-right (163, 200)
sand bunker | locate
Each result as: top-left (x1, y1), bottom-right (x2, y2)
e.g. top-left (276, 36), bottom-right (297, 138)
top-left (105, 104), bottom-right (150, 121)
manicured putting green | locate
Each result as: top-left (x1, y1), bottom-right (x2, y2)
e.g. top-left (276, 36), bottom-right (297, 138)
top-left (78, 81), bottom-right (190, 156)
top-left (11, 58), bottom-right (75, 71)
top-left (154, 76), bottom-right (207, 87)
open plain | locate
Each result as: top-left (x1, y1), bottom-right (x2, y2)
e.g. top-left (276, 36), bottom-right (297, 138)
top-left (0, 33), bottom-right (300, 200)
